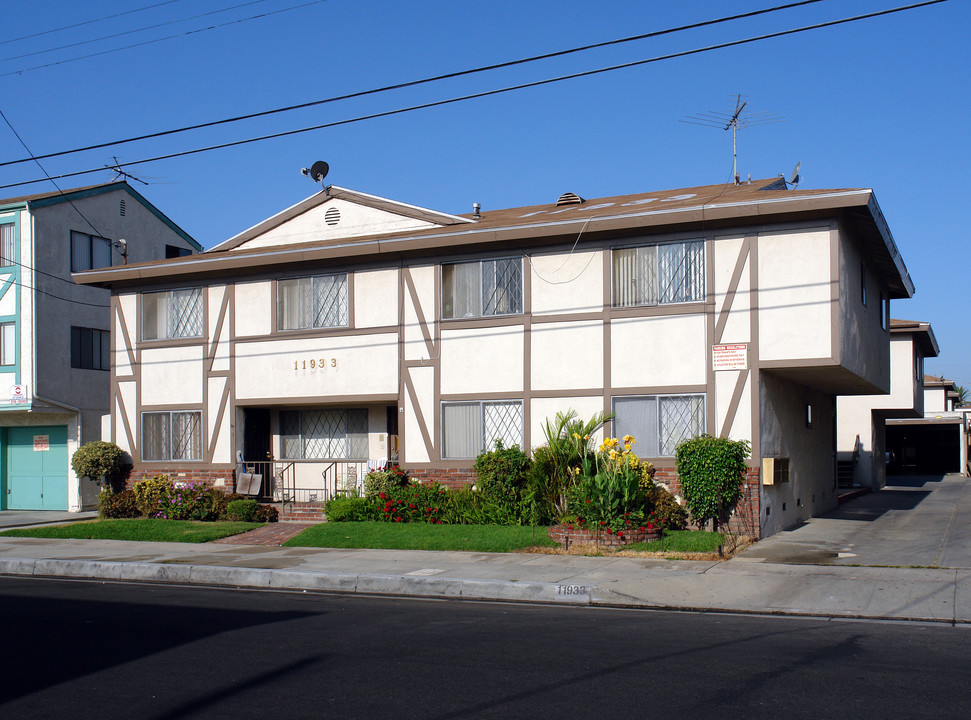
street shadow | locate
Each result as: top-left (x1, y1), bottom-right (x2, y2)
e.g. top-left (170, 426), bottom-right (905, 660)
top-left (821, 486), bottom-right (931, 521)
top-left (0, 581), bottom-right (319, 704)
top-left (886, 474), bottom-right (946, 488)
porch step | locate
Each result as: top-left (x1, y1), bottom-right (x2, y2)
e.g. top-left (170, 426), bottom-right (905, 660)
top-left (276, 503), bottom-right (326, 523)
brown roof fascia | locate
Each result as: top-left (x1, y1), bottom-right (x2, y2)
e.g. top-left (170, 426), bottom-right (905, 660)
top-left (74, 182), bottom-right (908, 293)
top-left (889, 318), bottom-right (939, 357)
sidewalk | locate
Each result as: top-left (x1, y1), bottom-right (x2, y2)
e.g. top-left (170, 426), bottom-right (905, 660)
top-left (0, 474), bottom-right (968, 624)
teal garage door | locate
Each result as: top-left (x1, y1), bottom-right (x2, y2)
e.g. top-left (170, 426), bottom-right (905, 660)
top-left (5, 426), bottom-right (69, 510)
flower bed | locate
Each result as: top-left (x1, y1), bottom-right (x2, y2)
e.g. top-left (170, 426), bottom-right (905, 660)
top-left (548, 523), bottom-right (662, 548)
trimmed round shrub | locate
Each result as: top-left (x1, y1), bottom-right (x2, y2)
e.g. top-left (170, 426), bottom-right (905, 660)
top-left (324, 495), bottom-right (374, 522)
top-left (225, 498), bottom-right (259, 522)
top-left (98, 489), bottom-right (141, 519)
top-left (645, 485), bottom-right (688, 531)
top-left (72, 441), bottom-right (126, 488)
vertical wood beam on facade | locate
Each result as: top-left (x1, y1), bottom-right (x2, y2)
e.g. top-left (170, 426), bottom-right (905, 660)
top-left (601, 248), bottom-right (611, 420)
top-left (522, 254), bottom-right (532, 450)
top-left (705, 236), bottom-right (717, 437)
top-left (749, 235), bottom-right (762, 464)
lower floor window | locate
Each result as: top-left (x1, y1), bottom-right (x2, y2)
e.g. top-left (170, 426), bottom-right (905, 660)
top-left (612, 394), bottom-right (705, 457)
top-left (280, 408), bottom-right (368, 459)
top-left (442, 400), bottom-right (523, 459)
top-left (142, 411), bottom-right (202, 461)
top-left (0, 322), bottom-right (14, 366)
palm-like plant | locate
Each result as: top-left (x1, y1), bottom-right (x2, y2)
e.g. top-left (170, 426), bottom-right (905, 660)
top-left (526, 409), bottom-right (613, 520)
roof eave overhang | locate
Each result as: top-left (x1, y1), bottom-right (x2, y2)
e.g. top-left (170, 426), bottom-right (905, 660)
top-left (74, 189), bottom-right (910, 291)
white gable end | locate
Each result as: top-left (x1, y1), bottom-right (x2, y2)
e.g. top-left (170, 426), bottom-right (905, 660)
top-left (233, 197), bottom-right (441, 250)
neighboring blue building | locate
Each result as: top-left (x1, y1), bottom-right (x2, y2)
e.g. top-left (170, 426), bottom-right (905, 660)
top-left (0, 182), bottom-right (199, 511)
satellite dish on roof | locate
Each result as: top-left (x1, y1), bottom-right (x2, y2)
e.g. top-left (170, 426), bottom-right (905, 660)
top-left (787, 161), bottom-right (801, 189)
top-left (300, 161), bottom-right (329, 184)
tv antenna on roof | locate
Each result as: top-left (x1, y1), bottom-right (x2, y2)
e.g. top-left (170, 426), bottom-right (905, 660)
top-left (106, 156), bottom-right (149, 185)
top-left (682, 95), bottom-right (784, 185)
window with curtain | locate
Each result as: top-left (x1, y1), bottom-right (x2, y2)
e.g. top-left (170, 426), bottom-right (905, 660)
top-left (443, 258), bottom-right (523, 319)
top-left (141, 411), bottom-right (202, 461)
top-left (442, 401), bottom-right (523, 459)
top-left (142, 288), bottom-right (203, 340)
top-left (71, 326), bottom-right (109, 370)
top-left (71, 230), bottom-right (112, 272)
top-left (280, 408), bottom-right (368, 459)
top-left (277, 273), bottom-right (348, 331)
top-left (0, 224), bottom-right (14, 267)
top-left (612, 240), bottom-right (704, 308)
top-left (612, 394), bottom-right (705, 457)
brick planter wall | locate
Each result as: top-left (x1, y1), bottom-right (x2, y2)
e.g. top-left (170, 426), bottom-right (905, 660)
top-left (548, 524), bottom-right (662, 548)
top-left (407, 468), bottom-right (476, 489)
top-left (127, 468), bottom-right (235, 491)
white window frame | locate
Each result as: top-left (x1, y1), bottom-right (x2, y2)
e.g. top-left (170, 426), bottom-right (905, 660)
top-left (442, 257), bottom-right (523, 319)
top-left (611, 394), bottom-right (706, 457)
top-left (0, 223), bottom-right (14, 267)
top-left (442, 400), bottom-right (524, 459)
top-left (612, 239), bottom-right (705, 308)
top-left (71, 230), bottom-right (112, 272)
top-left (142, 288), bottom-right (203, 340)
top-left (0, 322), bottom-right (15, 366)
top-left (141, 411), bottom-right (202, 461)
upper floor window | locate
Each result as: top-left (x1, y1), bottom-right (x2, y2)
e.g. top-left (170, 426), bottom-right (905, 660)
top-left (278, 273), bottom-right (348, 331)
top-left (0, 224), bottom-right (14, 267)
top-left (860, 262), bottom-right (867, 306)
top-left (612, 394), bottom-right (705, 457)
top-left (71, 230), bottom-right (112, 272)
top-left (71, 326), bottom-right (109, 371)
top-left (0, 322), bottom-right (14, 365)
top-left (143, 288), bottom-right (202, 340)
top-left (443, 258), bottom-right (523, 319)
top-left (165, 244), bottom-right (191, 259)
top-left (612, 240), bottom-right (705, 308)
top-left (142, 410), bottom-right (202, 461)
top-left (880, 293), bottom-right (889, 331)
top-left (280, 408), bottom-right (368, 459)
top-left (442, 400), bottom-right (523, 459)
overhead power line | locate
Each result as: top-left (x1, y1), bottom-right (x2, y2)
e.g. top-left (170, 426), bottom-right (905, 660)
top-left (0, 0), bottom-right (187, 47)
top-left (0, 0), bottom-right (329, 79)
top-left (0, 0), bottom-right (826, 170)
top-left (0, 0), bottom-right (949, 193)
top-left (0, 0), bottom-right (274, 64)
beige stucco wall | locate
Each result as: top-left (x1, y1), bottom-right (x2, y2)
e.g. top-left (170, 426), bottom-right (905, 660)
top-left (712, 234), bottom-right (752, 345)
top-left (529, 396), bottom-right (606, 451)
top-left (529, 250), bottom-right (602, 315)
top-left (757, 228), bottom-right (832, 362)
top-left (356, 269), bottom-right (399, 328)
top-left (141, 346), bottom-right (204, 406)
top-left (234, 280), bottom-right (272, 337)
top-left (234, 333), bottom-right (398, 400)
top-left (838, 229), bottom-right (890, 392)
top-left (440, 325), bottom-right (524, 394)
top-left (611, 314), bottom-right (707, 387)
top-left (530, 320), bottom-right (603, 392)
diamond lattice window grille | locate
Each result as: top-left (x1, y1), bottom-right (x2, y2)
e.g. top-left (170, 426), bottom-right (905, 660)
top-left (170, 289), bottom-right (202, 338)
top-left (142, 413), bottom-right (169, 461)
top-left (302, 409), bottom-right (348, 459)
top-left (483, 402), bottom-right (523, 450)
top-left (659, 396), bottom-right (705, 456)
top-left (313, 274), bottom-right (348, 327)
top-left (482, 259), bottom-right (522, 316)
top-left (171, 412), bottom-right (202, 460)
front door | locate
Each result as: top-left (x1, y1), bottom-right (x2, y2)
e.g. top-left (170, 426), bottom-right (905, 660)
top-left (5, 426), bottom-right (69, 510)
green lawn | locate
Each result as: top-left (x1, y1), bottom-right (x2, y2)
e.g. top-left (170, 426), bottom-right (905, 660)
top-left (0, 518), bottom-right (264, 543)
top-left (624, 529), bottom-right (725, 553)
top-left (284, 521), bottom-right (559, 552)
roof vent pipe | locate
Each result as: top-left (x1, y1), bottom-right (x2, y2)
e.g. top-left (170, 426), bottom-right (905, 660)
top-left (472, 202), bottom-right (481, 219)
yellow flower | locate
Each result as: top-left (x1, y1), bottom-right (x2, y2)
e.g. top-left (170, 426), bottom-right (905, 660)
top-left (609, 449), bottom-right (619, 460)
top-left (572, 432), bottom-right (581, 440)
top-left (623, 435), bottom-right (635, 445)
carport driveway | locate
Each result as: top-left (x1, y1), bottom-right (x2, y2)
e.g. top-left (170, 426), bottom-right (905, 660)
top-left (736, 474), bottom-right (971, 568)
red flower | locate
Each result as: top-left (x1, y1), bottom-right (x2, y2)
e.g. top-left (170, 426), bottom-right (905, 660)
top-left (395, 516), bottom-right (402, 522)
top-left (639, 526), bottom-right (646, 532)
top-left (605, 527), bottom-right (613, 535)
top-left (379, 492), bottom-right (387, 500)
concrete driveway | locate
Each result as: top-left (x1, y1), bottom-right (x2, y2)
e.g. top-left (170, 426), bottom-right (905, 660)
top-left (736, 473), bottom-right (971, 568)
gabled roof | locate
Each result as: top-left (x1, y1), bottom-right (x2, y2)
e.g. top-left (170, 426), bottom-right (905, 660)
top-left (209, 185), bottom-right (473, 252)
top-left (73, 177), bottom-right (914, 296)
top-left (924, 374), bottom-right (956, 390)
top-left (0, 181), bottom-right (201, 250)
top-left (890, 318), bottom-right (940, 357)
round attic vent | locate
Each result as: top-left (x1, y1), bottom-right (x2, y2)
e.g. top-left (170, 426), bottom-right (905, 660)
top-left (324, 207), bottom-right (341, 226)
top-left (556, 192), bottom-right (585, 206)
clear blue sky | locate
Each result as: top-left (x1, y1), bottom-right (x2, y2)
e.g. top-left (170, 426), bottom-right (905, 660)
top-left (1, 0), bottom-right (967, 385)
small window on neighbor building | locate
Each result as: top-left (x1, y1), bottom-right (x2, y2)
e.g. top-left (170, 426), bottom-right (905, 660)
top-left (71, 231), bottom-right (112, 272)
top-left (860, 262), bottom-right (867, 306)
top-left (165, 244), bottom-right (191, 259)
top-left (806, 403), bottom-right (813, 429)
top-left (880, 293), bottom-right (888, 330)
top-left (71, 326), bottom-right (110, 371)
top-left (0, 322), bottom-right (15, 366)
top-left (0, 223), bottom-right (14, 267)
